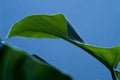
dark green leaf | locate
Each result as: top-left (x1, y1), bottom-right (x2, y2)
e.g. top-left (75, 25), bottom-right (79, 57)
top-left (0, 42), bottom-right (71, 80)
top-left (67, 21), bottom-right (84, 43)
top-left (32, 54), bottom-right (48, 64)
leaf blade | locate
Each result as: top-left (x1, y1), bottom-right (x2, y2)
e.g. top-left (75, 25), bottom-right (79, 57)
top-left (6, 14), bottom-right (84, 43)
top-left (0, 41), bottom-right (71, 80)
top-left (6, 14), bottom-right (67, 39)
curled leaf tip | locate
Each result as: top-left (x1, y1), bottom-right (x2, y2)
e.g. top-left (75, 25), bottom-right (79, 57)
top-left (67, 21), bottom-right (84, 43)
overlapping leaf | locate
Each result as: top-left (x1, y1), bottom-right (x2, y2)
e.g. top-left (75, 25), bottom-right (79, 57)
top-left (6, 14), bottom-right (120, 79)
top-left (0, 41), bottom-right (71, 80)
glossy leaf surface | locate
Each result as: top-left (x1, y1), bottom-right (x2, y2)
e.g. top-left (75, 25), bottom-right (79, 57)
top-left (0, 41), bottom-right (71, 80)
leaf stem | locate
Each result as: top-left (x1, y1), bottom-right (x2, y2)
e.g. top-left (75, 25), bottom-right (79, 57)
top-left (65, 39), bottom-right (111, 69)
top-left (110, 69), bottom-right (117, 80)
top-left (64, 38), bottom-right (118, 80)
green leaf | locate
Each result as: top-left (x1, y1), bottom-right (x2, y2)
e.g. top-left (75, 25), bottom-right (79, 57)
top-left (6, 13), bottom-right (120, 79)
top-left (69, 41), bottom-right (120, 69)
top-left (6, 14), bottom-right (66, 39)
top-left (6, 14), bottom-right (84, 43)
top-left (68, 39), bottom-right (120, 80)
top-left (0, 41), bottom-right (71, 80)
top-left (7, 13), bottom-right (120, 69)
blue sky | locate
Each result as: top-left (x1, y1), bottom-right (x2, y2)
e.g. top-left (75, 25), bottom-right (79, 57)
top-left (1, 0), bottom-right (120, 80)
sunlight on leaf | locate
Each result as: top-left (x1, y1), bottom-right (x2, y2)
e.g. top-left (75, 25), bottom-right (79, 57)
top-left (6, 14), bottom-right (67, 39)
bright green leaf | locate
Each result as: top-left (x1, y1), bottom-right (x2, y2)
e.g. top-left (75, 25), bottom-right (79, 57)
top-left (6, 14), bottom-right (67, 39)
top-left (0, 41), bottom-right (71, 80)
top-left (6, 14), bottom-right (84, 43)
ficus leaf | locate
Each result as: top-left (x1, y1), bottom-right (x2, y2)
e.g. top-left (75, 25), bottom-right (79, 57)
top-left (0, 41), bottom-right (71, 80)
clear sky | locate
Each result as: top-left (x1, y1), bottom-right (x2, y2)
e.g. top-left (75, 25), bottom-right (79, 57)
top-left (1, 0), bottom-right (120, 80)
